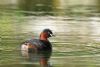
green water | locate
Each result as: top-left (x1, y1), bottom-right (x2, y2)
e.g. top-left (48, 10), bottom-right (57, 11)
top-left (1, 0), bottom-right (100, 67)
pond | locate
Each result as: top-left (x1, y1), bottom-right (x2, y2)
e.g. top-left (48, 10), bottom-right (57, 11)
top-left (0, 0), bottom-right (100, 67)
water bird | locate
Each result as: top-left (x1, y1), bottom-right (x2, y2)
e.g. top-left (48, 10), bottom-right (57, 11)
top-left (21, 29), bottom-right (54, 67)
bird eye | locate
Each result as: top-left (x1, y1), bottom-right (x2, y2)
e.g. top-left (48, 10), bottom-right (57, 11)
top-left (48, 32), bottom-right (50, 34)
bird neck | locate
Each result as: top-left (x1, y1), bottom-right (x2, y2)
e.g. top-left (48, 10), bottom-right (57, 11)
top-left (40, 32), bottom-right (48, 41)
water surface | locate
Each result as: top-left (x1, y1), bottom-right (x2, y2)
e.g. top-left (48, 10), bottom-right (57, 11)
top-left (0, 0), bottom-right (100, 67)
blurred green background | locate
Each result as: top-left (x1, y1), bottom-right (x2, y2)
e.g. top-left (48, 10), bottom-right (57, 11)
top-left (0, 0), bottom-right (100, 67)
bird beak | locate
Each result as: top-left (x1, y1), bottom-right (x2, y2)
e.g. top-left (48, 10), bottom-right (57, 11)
top-left (50, 34), bottom-right (55, 37)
